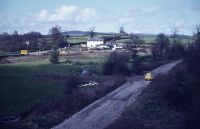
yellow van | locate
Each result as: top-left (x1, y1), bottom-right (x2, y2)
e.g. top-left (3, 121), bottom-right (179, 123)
top-left (20, 50), bottom-right (28, 55)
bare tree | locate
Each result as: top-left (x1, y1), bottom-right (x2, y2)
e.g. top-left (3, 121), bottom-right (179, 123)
top-left (127, 33), bottom-right (144, 59)
top-left (169, 27), bottom-right (179, 59)
top-left (155, 33), bottom-right (170, 59)
top-left (172, 27), bottom-right (178, 45)
top-left (12, 30), bottom-right (18, 37)
top-left (89, 27), bottom-right (95, 38)
top-left (49, 48), bottom-right (59, 64)
top-left (49, 25), bottom-right (63, 48)
top-left (151, 43), bottom-right (158, 60)
top-left (196, 25), bottom-right (200, 33)
top-left (64, 31), bottom-right (70, 48)
top-left (195, 25), bottom-right (200, 42)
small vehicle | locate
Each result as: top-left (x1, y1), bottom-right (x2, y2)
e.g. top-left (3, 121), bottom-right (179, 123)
top-left (144, 72), bottom-right (153, 81)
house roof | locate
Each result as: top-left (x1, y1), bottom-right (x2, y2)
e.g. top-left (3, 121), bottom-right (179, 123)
top-left (87, 37), bottom-right (104, 41)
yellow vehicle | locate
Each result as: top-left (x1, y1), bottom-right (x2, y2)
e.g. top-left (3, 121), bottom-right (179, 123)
top-left (20, 50), bottom-right (28, 55)
top-left (144, 72), bottom-right (153, 81)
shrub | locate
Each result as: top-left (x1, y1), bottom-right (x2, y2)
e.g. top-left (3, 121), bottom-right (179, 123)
top-left (160, 69), bottom-right (186, 107)
top-left (75, 61), bottom-right (83, 65)
top-left (49, 49), bottom-right (59, 64)
top-left (185, 96), bottom-right (200, 129)
top-left (166, 44), bottom-right (186, 60)
top-left (151, 33), bottom-right (170, 60)
top-left (185, 44), bottom-right (200, 77)
top-left (161, 81), bottom-right (185, 106)
top-left (103, 60), bottom-right (113, 75)
top-left (132, 56), bottom-right (142, 74)
top-left (65, 60), bottom-right (72, 64)
top-left (103, 52), bottom-right (130, 75)
top-left (88, 61), bottom-right (95, 65)
top-left (65, 76), bottom-right (82, 95)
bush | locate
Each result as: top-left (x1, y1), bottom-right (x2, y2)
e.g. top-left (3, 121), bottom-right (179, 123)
top-left (75, 61), bottom-right (83, 65)
top-left (103, 52), bottom-right (130, 75)
top-left (132, 57), bottom-right (142, 74)
top-left (49, 49), bottom-right (59, 64)
top-left (103, 60), bottom-right (113, 75)
top-left (185, 96), bottom-right (200, 129)
top-left (160, 67), bottom-right (187, 107)
top-left (65, 60), bottom-right (72, 64)
top-left (185, 44), bottom-right (200, 77)
top-left (65, 76), bottom-right (82, 95)
top-left (88, 61), bottom-right (96, 65)
top-left (161, 81), bottom-right (185, 106)
top-left (167, 44), bottom-right (186, 60)
top-left (183, 40), bottom-right (200, 129)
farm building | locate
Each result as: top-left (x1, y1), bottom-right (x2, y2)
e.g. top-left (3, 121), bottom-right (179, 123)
top-left (87, 37), bottom-right (104, 49)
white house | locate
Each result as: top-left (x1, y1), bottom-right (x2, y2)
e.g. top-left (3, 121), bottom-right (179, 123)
top-left (87, 37), bottom-right (104, 49)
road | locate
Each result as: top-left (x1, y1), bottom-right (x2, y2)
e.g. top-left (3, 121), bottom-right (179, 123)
top-left (52, 60), bottom-right (182, 129)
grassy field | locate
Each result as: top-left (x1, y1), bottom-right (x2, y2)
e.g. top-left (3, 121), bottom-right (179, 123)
top-left (115, 36), bottom-right (193, 44)
top-left (0, 56), bottom-right (105, 116)
top-left (63, 33), bottom-right (193, 45)
top-left (67, 36), bottom-right (88, 44)
top-left (141, 36), bottom-right (157, 43)
top-left (115, 38), bottom-right (131, 43)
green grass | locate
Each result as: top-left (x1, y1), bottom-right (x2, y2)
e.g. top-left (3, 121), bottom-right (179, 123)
top-left (0, 56), bottom-right (105, 116)
top-left (63, 56), bottom-right (106, 63)
top-left (61, 34), bottom-right (194, 45)
top-left (0, 74), bottom-right (65, 116)
top-left (0, 63), bottom-right (77, 116)
top-left (114, 35), bottom-right (193, 44)
top-left (0, 51), bottom-right (19, 55)
top-left (115, 38), bottom-right (131, 43)
top-left (141, 36), bottom-right (157, 43)
top-left (67, 36), bottom-right (88, 44)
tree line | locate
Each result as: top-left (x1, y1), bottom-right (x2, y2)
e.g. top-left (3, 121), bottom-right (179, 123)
top-left (0, 26), bottom-right (68, 52)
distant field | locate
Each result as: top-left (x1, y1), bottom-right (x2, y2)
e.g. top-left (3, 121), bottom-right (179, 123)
top-left (67, 36), bottom-right (88, 44)
top-left (141, 36), bottom-right (157, 43)
top-left (114, 35), bottom-right (193, 44)
top-left (0, 56), bottom-right (105, 116)
top-left (115, 38), bottom-right (130, 43)
top-left (62, 33), bottom-right (194, 45)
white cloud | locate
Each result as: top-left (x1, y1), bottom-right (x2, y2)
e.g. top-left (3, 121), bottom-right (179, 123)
top-left (119, 12), bottom-right (133, 24)
top-left (75, 8), bottom-right (96, 23)
top-left (37, 9), bottom-right (48, 21)
top-left (37, 5), bottom-right (96, 23)
top-left (116, 5), bottom-right (199, 35)
top-left (0, 3), bottom-right (198, 35)
top-left (0, 5), bottom-right (97, 34)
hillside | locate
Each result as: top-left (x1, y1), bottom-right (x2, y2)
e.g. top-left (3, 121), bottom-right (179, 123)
top-left (60, 31), bottom-right (194, 44)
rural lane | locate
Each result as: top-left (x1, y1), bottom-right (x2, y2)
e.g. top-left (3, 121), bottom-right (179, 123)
top-left (52, 60), bottom-right (182, 129)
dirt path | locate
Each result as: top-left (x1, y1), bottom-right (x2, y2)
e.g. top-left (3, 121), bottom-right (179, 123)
top-left (52, 60), bottom-right (182, 129)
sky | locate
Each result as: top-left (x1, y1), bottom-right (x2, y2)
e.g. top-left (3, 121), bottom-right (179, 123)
top-left (0, 0), bottom-right (199, 35)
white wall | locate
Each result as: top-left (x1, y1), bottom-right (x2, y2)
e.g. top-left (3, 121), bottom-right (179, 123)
top-left (87, 41), bottom-right (104, 48)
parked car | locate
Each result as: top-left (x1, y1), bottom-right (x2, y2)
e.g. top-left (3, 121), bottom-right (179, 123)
top-left (144, 72), bottom-right (153, 81)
